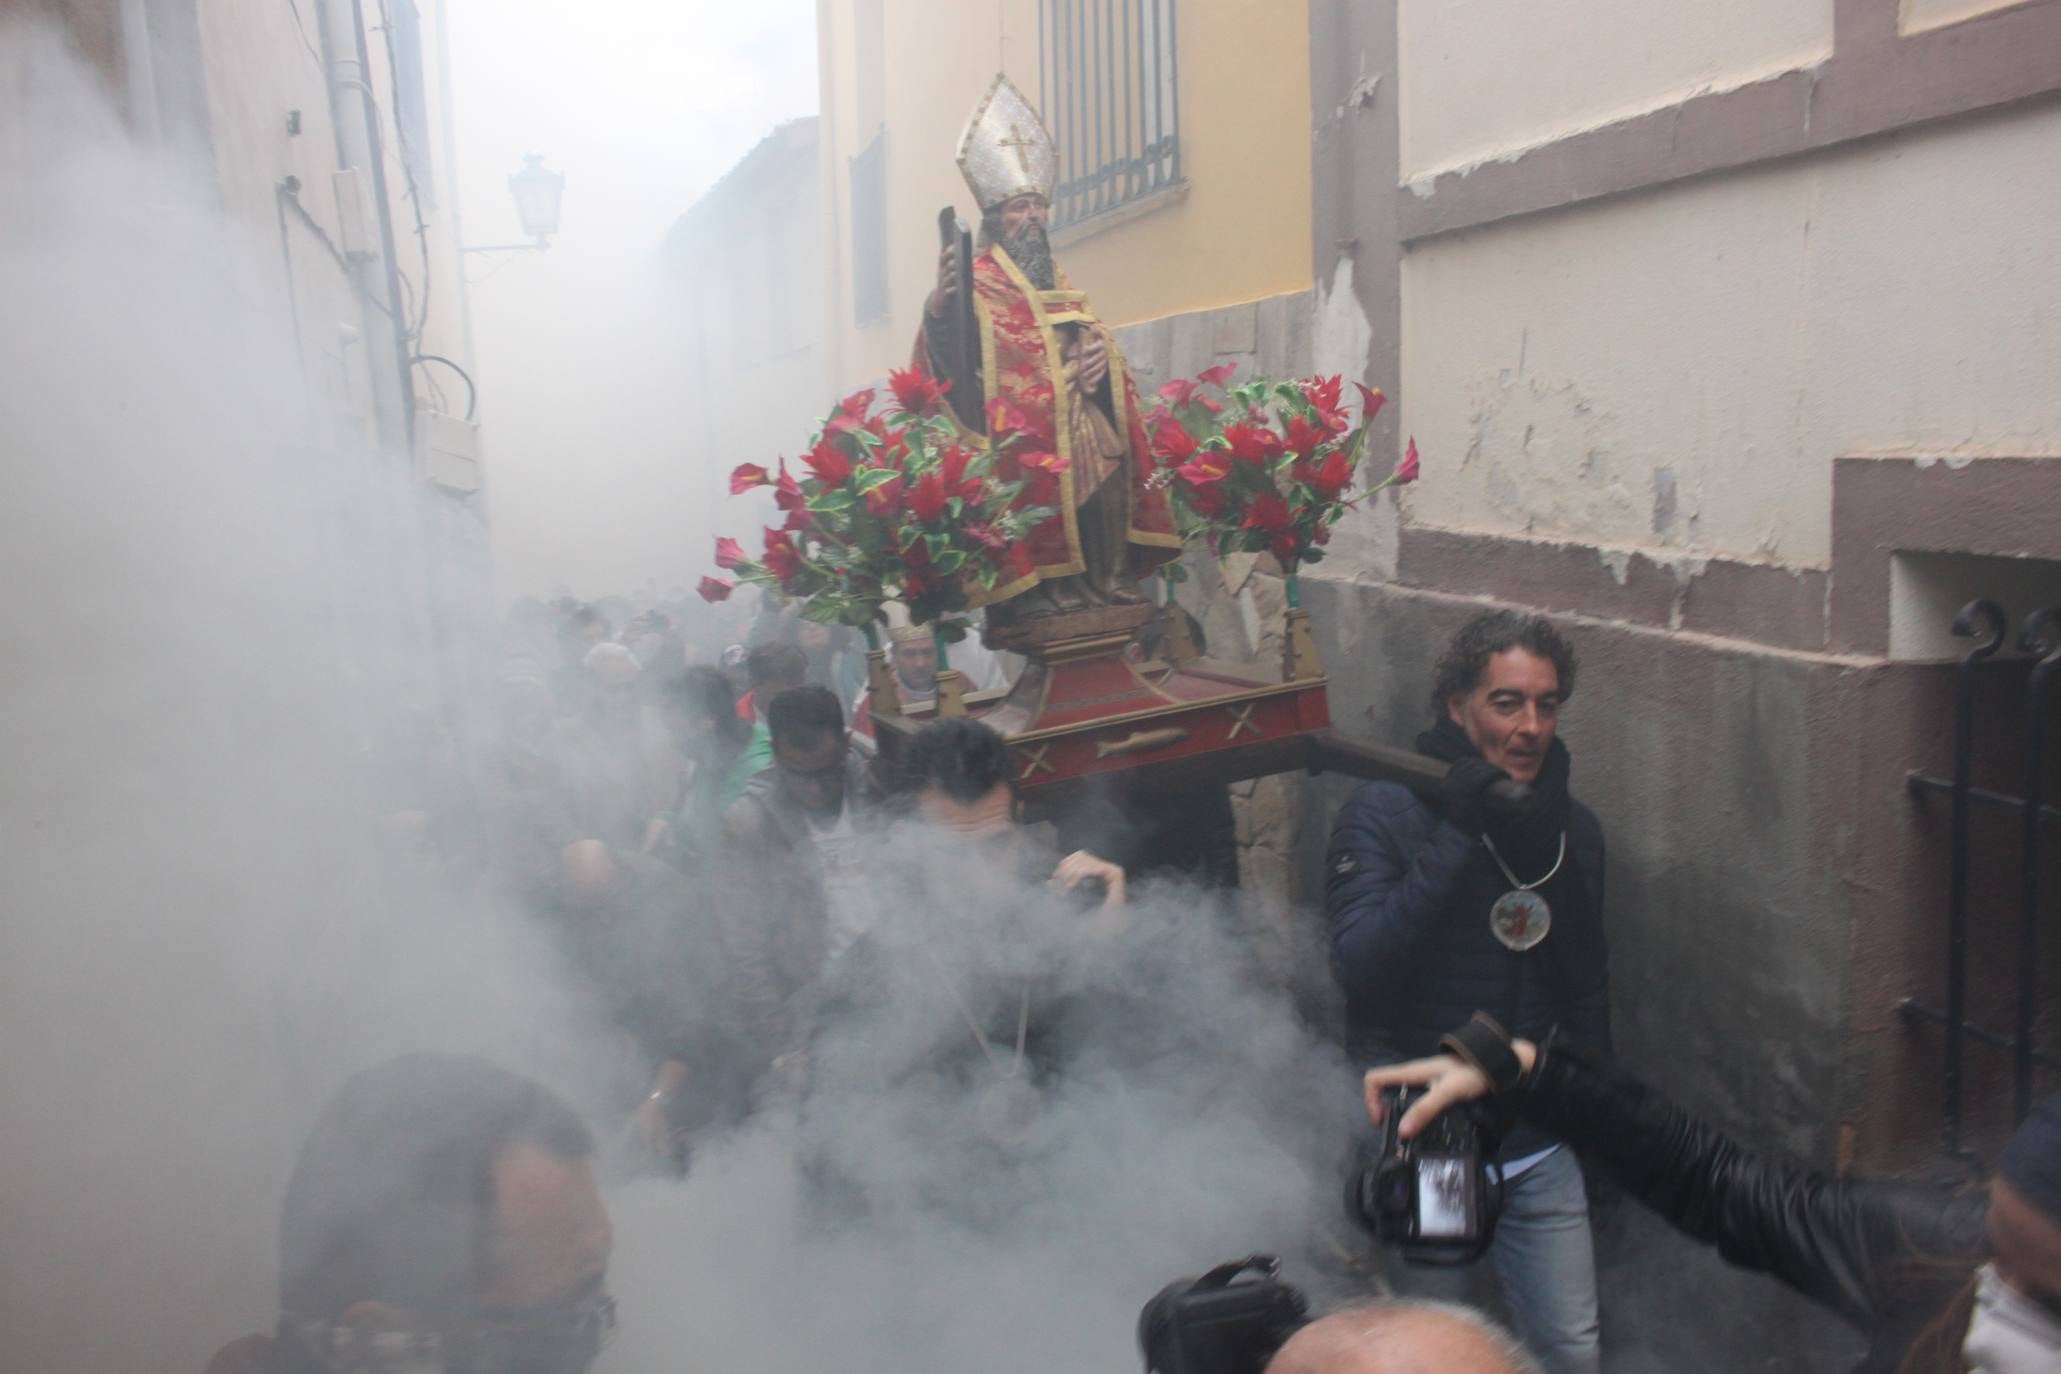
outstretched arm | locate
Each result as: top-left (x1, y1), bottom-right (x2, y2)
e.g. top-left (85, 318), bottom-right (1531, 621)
top-left (1366, 1032), bottom-right (1988, 1330)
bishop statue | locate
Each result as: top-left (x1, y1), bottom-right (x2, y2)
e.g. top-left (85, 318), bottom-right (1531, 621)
top-left (916, 75), bottom-right (1178, 641)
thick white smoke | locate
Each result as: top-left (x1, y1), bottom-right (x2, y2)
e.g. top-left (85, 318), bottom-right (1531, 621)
top-left (0, 26), bottom-right (1367, 1374)
top-left (0, 27), bottom-right (610, 1374)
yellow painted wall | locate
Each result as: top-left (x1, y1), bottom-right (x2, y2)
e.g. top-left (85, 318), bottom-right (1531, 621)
top-left (817, 0), bottom-right (1310, 392)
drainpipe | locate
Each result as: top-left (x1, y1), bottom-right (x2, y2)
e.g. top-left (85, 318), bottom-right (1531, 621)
top-left (313, 0), bottom-right (415, 456)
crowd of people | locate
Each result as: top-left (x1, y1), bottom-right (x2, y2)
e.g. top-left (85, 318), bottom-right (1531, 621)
top-left (205, 597), bottom-right (2061, 1374)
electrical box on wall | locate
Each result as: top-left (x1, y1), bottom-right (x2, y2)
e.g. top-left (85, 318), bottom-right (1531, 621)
top-left (331, 168), bottom-right (376, 260)
top-left (415, 412), bottom-right (481, 494)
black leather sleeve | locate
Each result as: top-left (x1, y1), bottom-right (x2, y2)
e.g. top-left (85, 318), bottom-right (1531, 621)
top-left (1520, 1037), bottom-right (1988, 1330)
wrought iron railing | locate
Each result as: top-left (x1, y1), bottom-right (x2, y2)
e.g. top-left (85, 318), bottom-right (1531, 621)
top-left (1039, 0), bottom-right (1182, 230)
top-left (1901, 601), bottom-right (2061, 1154)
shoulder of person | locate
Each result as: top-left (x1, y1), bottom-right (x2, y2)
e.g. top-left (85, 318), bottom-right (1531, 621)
top-left (1568, 797), bottom-right (1606, 849)
top-left (1339, 780), bottom-right (1434, 827)
top-left (721, 792), bottom-right (776, 845)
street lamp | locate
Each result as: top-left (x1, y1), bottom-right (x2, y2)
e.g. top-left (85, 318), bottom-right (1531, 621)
top-left (462, 154), bottom-right (565, 254)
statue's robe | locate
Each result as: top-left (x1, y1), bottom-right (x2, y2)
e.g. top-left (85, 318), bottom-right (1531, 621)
top-left (915, 244), bottom-right (1177, 606)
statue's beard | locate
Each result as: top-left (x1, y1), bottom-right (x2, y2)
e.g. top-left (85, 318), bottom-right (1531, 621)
top-left (1001, 221), bottom-right (1057, 291)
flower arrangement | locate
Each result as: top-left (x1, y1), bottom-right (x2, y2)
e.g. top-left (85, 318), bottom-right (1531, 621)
top-left (1146, 368), bottom-right (1418, 601)
top-left (699, 370), bottom-right (1060, 650)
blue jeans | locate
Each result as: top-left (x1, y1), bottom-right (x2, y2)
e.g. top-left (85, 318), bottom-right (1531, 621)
top-left (1389, 1146), bottom-right (1602, 1374)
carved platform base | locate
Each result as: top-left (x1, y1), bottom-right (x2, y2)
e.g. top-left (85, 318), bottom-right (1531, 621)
top-left (981, 599), bottom-right (1155, 655)
top-left (872, 603), bottom-right (1333, 806)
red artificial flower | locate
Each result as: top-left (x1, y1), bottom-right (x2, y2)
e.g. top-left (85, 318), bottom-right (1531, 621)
top-left (863, 473), bottom-right (904, 516)
top-left (964, 522), bottom-right (1008, 550)
top-left (1396, 436), bottom-right (1421, 485)
top-left (1176, 450), bottom-right (1232, 488)
top-left (987, 396), bottom-right (1032, 442)
top-left (1354, 383), bottom-right (1387, 425)
top-left (773, 459), bottom-right (804, 513)
top-left (1152, 376), bottom-right (1224, 416)
top-left (1149, 413), bottom-right (1200, 465)
top-left (888, 367), bottom-right (951, 414)
top-left (1186, 481), bottom-right (1229, 518)
top-left (838, 388), bottom-right (875, 419)
top-left (1303, 375), bottom-right (1349, 435)
top-left (1223, 421), bottom-right (1282, 464)
top-left (761, 527), bottom-right (803, 585)
top-left (939, 442), bottom-right (975, 497)
top-left (729, 462), bottom-right (771, 493)
top-left (1302, 375), bottom-right (1343, 416)
top-left (1242, 491), bottom-right (1292, 535)
top-left (802, 435), bottom-right (852, 486)
top-left (1197, 362), bottom-right (1239, 388)
top-left (713, 535), bottom-right (747, 570)
top-left (1284, 412), bottom-right (1329, 458)
top-left (782, 505), bottom-right (814, 532)
top-left (1313, 447), bottom-right (1356, 500)
top-left (907, 470), bottom-right (949, 523)
top-left (900, 532), bottom-right (938, 596)
top-left (1021, 449), bottom-right (1071, 475)
top-left (697, 575), bottom-right (734, 603)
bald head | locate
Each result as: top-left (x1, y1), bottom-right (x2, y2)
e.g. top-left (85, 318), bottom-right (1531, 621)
top-left (1265, 1303), bottom-right (1538, 1374)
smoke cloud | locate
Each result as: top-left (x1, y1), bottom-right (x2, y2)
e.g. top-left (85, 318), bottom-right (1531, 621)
top-left (0, 26), bottom-right (1367, 1374)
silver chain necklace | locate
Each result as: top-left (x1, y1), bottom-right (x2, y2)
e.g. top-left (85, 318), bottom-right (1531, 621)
top-left (1480, 831), bottom-right (1565, 951)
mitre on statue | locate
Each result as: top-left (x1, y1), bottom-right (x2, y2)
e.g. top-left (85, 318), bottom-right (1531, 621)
top-left (956, 73), bottom-right (1057, 212)
top-left (882, 599), bottom-right (928, 647)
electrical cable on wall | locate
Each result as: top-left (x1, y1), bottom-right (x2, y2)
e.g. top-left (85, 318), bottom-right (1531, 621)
top-left (285, 0), bottom-right (324, 69)
top-left (376, 0), bottom-right (435, 346)
top-left (410, 354), bottom-right (476, 422)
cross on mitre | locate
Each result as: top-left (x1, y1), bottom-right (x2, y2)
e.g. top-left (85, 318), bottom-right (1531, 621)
top-left (999, 123), bottom-right (1038, 177)
top-left (957, 74), bottom-right (1058, 212)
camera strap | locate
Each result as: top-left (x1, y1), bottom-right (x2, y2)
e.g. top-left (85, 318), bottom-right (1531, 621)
top-left (1438, 1012), bottom-right (1524, 1093)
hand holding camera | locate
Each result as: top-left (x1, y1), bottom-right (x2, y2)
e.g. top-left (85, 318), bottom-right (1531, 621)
top-left (1361, 1031), bottom-right (1540, 1140)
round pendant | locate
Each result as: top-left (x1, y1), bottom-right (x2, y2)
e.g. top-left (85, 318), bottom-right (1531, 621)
top-left (1490, 890), bottom-right (1552, 951)
top-left (975, 1076), bottom-right (1043, 1147)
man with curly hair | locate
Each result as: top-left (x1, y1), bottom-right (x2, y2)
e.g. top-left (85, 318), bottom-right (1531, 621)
top-left (1324, 610), bottom-right (1609, 1374)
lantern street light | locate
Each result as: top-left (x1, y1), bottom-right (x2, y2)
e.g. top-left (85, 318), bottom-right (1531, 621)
top-left (462, 154), bottom-right (565, 254)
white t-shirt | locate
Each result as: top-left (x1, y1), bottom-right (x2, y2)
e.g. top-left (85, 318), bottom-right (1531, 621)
top-left (808, 802), bottom-right (873, 960)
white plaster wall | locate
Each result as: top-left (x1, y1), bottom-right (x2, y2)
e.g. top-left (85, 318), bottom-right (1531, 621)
top-left (1399, 102), bottom-right (2061, 568)
top-left (1398, 0), bottom-right (1833, 181)
top-left (1901, 0), bottom-right (2039, 36)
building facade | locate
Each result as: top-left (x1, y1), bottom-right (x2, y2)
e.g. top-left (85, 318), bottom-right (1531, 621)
top-left (812, 0), bottom-right (1312, 389)
top-left (663, 116), bottom-right (825, 518)
top-left (1309, 1), bottom-right (2061, 1365)
top-left (5, 0), bottom-right (493, 693)
top-left (813, 1), bottom-right (2061, 1364)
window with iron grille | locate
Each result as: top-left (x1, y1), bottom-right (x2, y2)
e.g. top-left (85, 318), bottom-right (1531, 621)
top-left (1039, 0), bottom-right (1181, 230)
top-left (850, 130), bottom-right (888, 325)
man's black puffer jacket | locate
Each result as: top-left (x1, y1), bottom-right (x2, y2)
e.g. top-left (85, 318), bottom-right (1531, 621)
top-left (1327, 777), bottom-right (1610, 1159)
top-left (1521, 1036), bottom-right (1989, 1372)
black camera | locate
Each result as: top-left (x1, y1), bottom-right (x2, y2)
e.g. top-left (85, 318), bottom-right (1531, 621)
top-left (1137, 1255), bottom-right (1309, 1374)
top-left (1348, 1084), bottom-right (1501, 1264)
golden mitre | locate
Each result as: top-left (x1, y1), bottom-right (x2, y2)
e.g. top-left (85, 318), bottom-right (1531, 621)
top-left (882, 600), bottom-right (929, 646)
top-left (957, 73), bottom-right (1057, 211)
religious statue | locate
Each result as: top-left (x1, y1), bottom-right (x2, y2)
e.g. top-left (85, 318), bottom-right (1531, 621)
top-left (916, 74), bottom-right (1179, 644)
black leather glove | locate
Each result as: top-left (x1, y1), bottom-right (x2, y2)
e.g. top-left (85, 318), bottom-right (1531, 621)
top-left (1438, 757), bottom-right (1510, 835)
